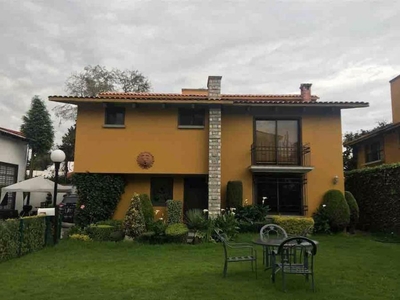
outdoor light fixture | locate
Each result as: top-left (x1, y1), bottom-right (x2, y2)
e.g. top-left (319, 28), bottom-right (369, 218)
top-left (333, 175), bottom-right (339, 185)
top-left (50, 149), bottom-right (66, 245)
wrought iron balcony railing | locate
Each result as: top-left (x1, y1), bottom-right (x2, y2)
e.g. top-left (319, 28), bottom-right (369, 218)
top-left (251, 144), bottom-right (311, 166)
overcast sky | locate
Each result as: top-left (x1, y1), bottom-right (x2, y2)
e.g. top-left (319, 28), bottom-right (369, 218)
top-left (1, 0), bottom-right (399, 143)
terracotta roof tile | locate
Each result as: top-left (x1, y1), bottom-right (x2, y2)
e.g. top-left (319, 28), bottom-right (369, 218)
top-left (0, 127), bottom-right (26, 139)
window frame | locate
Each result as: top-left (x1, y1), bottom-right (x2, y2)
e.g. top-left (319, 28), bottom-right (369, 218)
top-left (104, 105), bottom-right (126, 127)
top-left (365, 140), bottom-right (383, 163)
top-left (0, 162), bottom-right (18, 210)
top-left (150, 177), bottom-right (174, 207)
top-left (177, 108), bottom-right (205, 129)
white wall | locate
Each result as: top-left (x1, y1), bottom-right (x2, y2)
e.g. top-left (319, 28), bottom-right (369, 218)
top-left (0, 134), bottom-right (28, 211)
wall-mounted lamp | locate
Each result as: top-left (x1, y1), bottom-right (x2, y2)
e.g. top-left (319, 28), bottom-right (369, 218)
top-left (333, 175), bottom-right (339, 185)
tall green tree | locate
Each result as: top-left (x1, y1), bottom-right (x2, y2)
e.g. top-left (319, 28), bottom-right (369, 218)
top-left (54, 65), bottom-right (151, 121)
top-left (21, 96), bottom-right (54, 178)
top-left (58, 125), bottom-right (76, 176)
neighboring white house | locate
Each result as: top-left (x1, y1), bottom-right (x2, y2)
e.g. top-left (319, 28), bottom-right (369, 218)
top-left (0, 127), bottom-right (28, 211)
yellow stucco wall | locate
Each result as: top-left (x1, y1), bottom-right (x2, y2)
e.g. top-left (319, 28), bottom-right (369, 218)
top-left (75, 104), bottom-right (209, 174)
top-left (391, 77), bottom-right (400, 123)
top-left (302, 111), bottom-right (345, 216)
top-left (383, 131), bottom-right (400, 164)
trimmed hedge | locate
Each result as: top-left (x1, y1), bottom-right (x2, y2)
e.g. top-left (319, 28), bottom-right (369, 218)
top-left (322, 189), bottom-right (350, 232)
top-left (345, 163), bottom-right (400, 234)
top-left (73, 173), bottom-right (125, 227)
top-left (272, 216), bottom-right (314, 236)
top-left (139, 194), bottom-right (154, 230)
top-left (0, 216), bottom-right (48, 263)
top-left (166, 200), bottom-right (183, 224)
top-left (226, 181), bottom-right (243, 208)
top-left (86, 225), bottom-right (117, 242)
top-left (165, 223), bottom-right (189, 243)
top-left (345, 191), bottom-right (359, 234)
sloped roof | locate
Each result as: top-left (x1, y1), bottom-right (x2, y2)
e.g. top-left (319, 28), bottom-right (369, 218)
top-left (0, 127), bottom-right (27, 141)
top-left (344, 122), bottom-right (400, 146)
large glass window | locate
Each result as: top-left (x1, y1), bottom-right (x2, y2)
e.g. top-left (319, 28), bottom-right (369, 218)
top-left (0, 162), bottom-right (18, 210)
top-left (150, 177), bottom-right (173, 206)
top-left (254, 120), bottom-right (299, 164)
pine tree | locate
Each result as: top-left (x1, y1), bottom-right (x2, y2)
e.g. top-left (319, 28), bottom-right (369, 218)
top-left (20, 96), bottom-right (54, 178)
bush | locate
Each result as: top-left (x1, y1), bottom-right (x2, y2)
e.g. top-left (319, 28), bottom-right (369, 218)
top-left (322, 189), bottom-right (350, 232)
top-left (271, 216), bottom-right (314, 236)
top-left (312, 207), bottom-right (331, 234)
top-left (86, 225), bottom-right (116, 241)
top-left (109, 230), bottom-right (125, 242)
top-left (73, 173), bottom-right (125, 227)
top-left (345, 163), bottom-right (400, 234)
top-left (214, 212), bottom-right (239, 240)
top-left (70, 234), bottom-right (92, 242)
top-left (0, 216), bottom-right (47, 263)
top-left (235, 204), bottom-right (269, 223)
top-left (185, 209), bottom-right (209, 230)
top-left (238, 221), bottom-right (267, 233)
top-left (165, 223), bottom-right (189, 243)
top-left (226, 181), bottom-right (243, 208)
top-left (139, 194), bottom-right (154, 230)
top-left (166, 200), bottom-right (183, 224)
top-left (96, 219), bottom-right (123, 230)
top-left (124, 193), bottom-right (146, 238)
top-left (345, 191), bottom-right (359, 234)
top-left (66, 225), bottom-right (83, 237)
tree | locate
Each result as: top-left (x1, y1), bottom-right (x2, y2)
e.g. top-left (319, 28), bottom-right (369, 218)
top-left (54, 65), bottom-right (151, 121)
top-left (58, 125), bottom-right (76, 176)
top-left (21, 96), bottom-right (54, 178)
top-left (343, 121), bottom-right (388, 171)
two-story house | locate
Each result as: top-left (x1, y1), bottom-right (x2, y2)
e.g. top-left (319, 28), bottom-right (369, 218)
top-left (344, 75), bottom-right (400, 169)
top-left (49, 76), bottom-right (367, 218)
top-left (0, 127), bottom-right (28, 213)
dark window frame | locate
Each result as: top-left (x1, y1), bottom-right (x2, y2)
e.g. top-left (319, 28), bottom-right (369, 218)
top-left (104, 105), bottom-right (126, 126)
top-left (0, 162), bottom-right (18, 210)
top-left (178, 108), bottom-right (205, 128)
top-left (365, 140), bottom-right (383, 163)
top-left (150, 177), bottom-right (174, 207)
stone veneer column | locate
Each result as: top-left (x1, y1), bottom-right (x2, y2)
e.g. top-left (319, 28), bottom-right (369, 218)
top-left (207, 76), bottom-right (222, 217)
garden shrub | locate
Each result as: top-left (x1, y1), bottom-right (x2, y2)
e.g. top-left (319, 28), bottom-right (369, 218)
top-left (166, 200), bottom-right (183, 224)
top-left (345, 163), bottom-right (400, 234)
top-left (70, 234), bottom-right (92, 242)
top-left (109, 230), bottom-right (125, 242)
top-left (185, 209), bottom-right (209, 230)
top-left (139, 194), bottom-right (154, 230)
top-left (226, 181), bottom-right (243, 208)
top-left (86, 225), bottom-right (116, 241)
top-left (214, 212), bottom-right (239, 240)
top-left (272, 216), bottom-right (314, 236)
top-left (141, 220), bottom-right (168, 244)
top-left (20, 216), bottom-right (46, 253)
top-left (345, 191), bottom-right (359, 234)
top-left (96, 219), bottom-right (123, 230)
top-left (235, 204), bottom-right (269, 223)
top-left (72, 173), bottom-right (125, 228)
top-left (312, 207), bottom-right (331, 234)
top-left (66, 225), bottom-right (83, 237)
top-left (165, 223), bottom-right (189, 243)
top-left (0, 219), bottom-right (20, 262)
top-left (322, 189), bottom-right (350, 232)
top-left (124, 193), bottom-right (146, 238)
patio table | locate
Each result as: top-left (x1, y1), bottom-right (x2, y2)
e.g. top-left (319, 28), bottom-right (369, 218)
top-left (252, 237), bottom-right (318, 270)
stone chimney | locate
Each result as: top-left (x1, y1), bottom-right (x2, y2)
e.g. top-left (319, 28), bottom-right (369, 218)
top-left (300, 83), bottom-right (312, 102)
top-left (390, 75), bottom-right (400, 123)
top-left (207, 76), bottom-right (222, 100)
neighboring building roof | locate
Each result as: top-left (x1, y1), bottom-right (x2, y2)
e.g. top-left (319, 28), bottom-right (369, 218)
top-left (343, 122), bottom-right (400, 147)
top-left (49, 92), bottom-right (368, 109)
top-left (0, 127), bottom-right (27, 141)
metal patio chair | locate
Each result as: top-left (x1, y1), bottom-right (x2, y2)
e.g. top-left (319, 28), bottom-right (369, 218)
top-left (214, 229), bottom-right (257, 279)
top-left (259, 224), bottom-right (288, 266)
top-left (271, 237), bottom-right (317, 292)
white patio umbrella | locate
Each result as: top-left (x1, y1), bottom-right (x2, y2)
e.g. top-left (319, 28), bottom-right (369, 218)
top-left (1, 176), bottom-right (72, 193)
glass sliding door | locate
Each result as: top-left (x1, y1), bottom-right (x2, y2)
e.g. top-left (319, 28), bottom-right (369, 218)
top-left (254, 120), bottom-right (299, 164)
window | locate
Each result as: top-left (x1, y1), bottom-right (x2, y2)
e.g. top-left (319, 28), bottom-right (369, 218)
top-left (0, 162), bottom-right (18, 210)
top-left (178, 108), bottom-right (205, 128)
top-left (104, 106), bottom-right (125, 126)
top-left (365, 141), bottom-right (383, 163)
top-left (150, 177), bottom-right (173, 206)
top-left (254, 120), bottom-right (300, 164)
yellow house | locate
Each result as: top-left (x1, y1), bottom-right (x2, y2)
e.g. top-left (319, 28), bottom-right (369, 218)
top-left (344, 75), bottom-right (400, 169)
top-left (49, 76), bottom-right (367, 219)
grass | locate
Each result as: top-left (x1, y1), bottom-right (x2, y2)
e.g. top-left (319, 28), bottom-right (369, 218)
top-left (0, 233), bottom-right (399, 300)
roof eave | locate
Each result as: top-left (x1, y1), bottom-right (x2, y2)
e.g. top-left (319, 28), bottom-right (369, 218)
top-left (344, 123), bottom-right (400, 146)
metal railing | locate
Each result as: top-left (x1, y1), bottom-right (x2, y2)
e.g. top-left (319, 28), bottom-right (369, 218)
top-left (251, 144), bottom-right (311, 166)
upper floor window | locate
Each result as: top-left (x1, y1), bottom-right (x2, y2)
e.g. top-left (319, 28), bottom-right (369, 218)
top-left (178, 108), bottom-right (205, 128)
top-left (0, 162), bottom-right (18, 210)
top-left (365, 141), bottom-right (383, 163)
top-left (105, 106), bottom-right (125, 126)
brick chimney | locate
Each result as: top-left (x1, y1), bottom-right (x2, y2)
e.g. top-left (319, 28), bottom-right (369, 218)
top-left (300, 83), bottom-right (312, 102)
top-left (207, 76), bottom-right (222, 100)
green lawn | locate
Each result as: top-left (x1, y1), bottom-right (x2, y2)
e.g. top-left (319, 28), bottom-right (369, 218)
top-left (0, 233), bottom-right (399, 300)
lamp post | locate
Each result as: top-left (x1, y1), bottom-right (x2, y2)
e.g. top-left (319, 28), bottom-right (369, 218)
top-left (50, 149), bottom-right (66, 245)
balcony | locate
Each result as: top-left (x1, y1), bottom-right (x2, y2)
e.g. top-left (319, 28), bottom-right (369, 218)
top-left (249, 144), bottom-right (313, 174)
